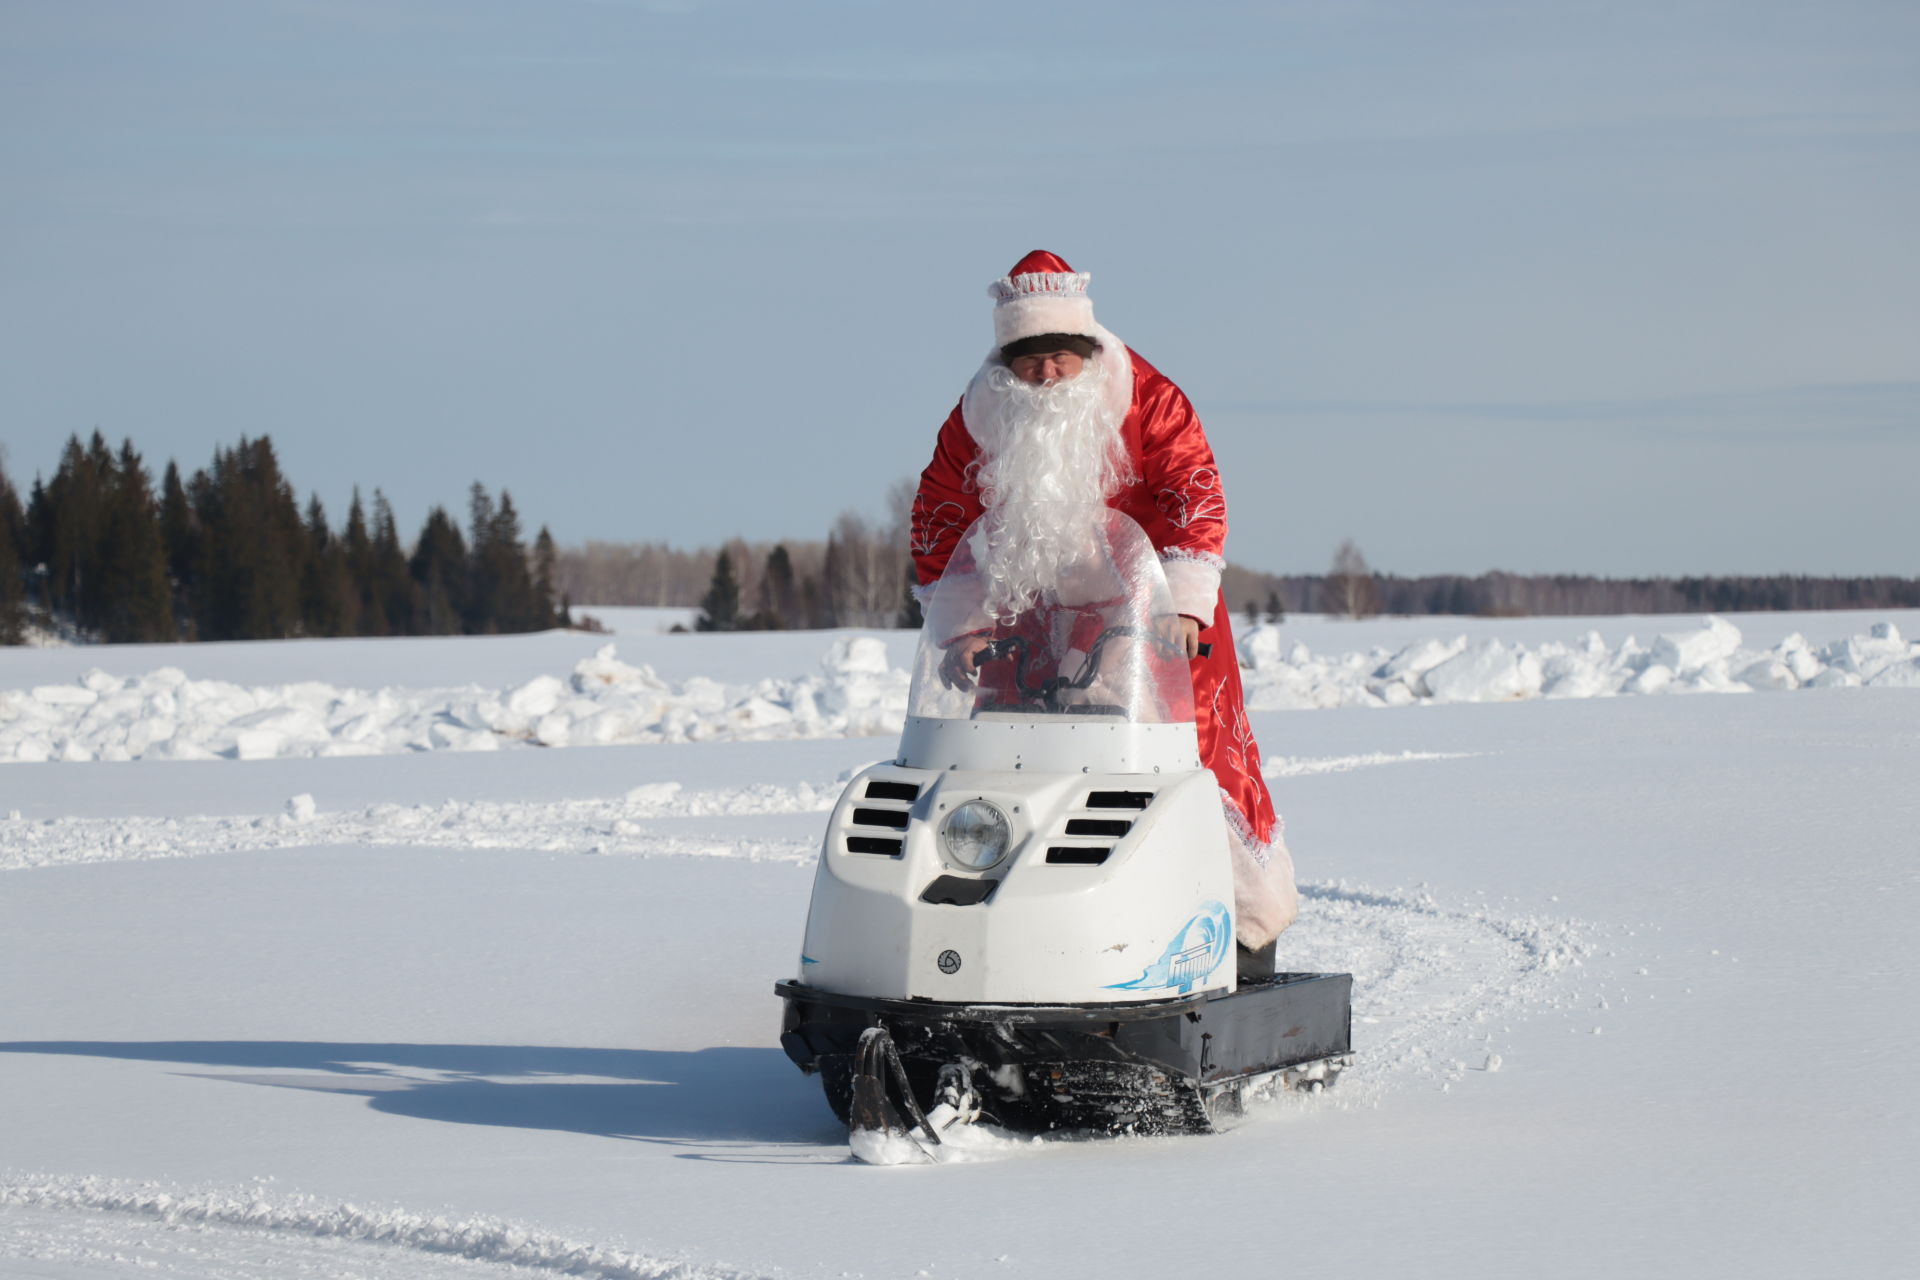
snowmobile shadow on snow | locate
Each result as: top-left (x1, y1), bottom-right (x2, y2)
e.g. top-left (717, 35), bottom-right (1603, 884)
top-left (0, 1040), bottom-right (837, 1146)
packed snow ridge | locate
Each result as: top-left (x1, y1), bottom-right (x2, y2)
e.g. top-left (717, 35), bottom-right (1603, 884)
top-left (0, 636), bottom-right (906, 764)
top-left (3, 617), bottom-right (1916, 764)
top-left (1239, 615), bottom-right (1920, 709)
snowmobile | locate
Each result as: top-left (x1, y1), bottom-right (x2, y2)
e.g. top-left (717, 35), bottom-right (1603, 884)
top-left (774, 507), bottom-right (1351, 1162)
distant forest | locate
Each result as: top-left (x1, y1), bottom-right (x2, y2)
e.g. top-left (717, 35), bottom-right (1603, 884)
top-left (6, 438), bottom-right (1917, 647)
top-left (1220, 541), bottom-right (1920, 624)
top-left (580, 534), bottom-right (1920, 631)
top-left (0, 433), bottom-right (564, 645)
top-left (557, 506), bottom-right (920, 634)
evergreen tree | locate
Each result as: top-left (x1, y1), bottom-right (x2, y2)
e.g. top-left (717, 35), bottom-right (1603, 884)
top-left (299, 494), bottom-right (356, 636)
top-left (409, 505), bottom-right (469, 635)
top-left (93, 441), bottom-right (174, 642)
top-left (38, 434), bottom-right (107, 626)
top-left (760, 544), bottom-right (799, 627)
top-left (159, 460), bottom-right (197, 635)
top-left (696, 550), bottom-right (740, 631)
top-left (468, 488), bottom-right (538, 633)
top-left (342, 488), bottom-right (380, 635)
top-left (370, 491), bottom-right (416, 635)
top-left (532, 526), bottom-right (563, 628)
top-left (24, 477), bottom-right (49, 612)
top-left (190, 437), bottom-right (305, 640)
top-left (0, 458), bottom-right (25, 644)
top-left (897, 563), bottom-right (924, 629)
top-left (464, 483), bottom-right (498, 632)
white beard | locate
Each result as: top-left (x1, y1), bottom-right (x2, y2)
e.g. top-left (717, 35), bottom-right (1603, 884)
top-left (964, 353), bottom-right (1134, 618)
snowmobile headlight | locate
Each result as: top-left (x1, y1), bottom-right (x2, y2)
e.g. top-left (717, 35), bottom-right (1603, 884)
top-left (940, 800), bottom-right (1012, 871)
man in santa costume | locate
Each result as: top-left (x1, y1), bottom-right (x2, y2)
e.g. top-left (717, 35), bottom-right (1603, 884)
top-left (910, 250), bottom-right (1298, 950)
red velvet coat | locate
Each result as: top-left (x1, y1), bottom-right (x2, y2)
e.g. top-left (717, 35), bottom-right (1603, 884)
top-left (910, 349), bottom-right (1279, 853)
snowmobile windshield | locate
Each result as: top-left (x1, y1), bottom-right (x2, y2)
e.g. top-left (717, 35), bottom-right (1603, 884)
top-left (908, 506), bottom-right (1197, 725)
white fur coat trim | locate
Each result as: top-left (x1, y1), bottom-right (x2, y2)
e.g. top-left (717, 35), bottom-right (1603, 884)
top-left (1161, 555), bottom-right (1222, 621)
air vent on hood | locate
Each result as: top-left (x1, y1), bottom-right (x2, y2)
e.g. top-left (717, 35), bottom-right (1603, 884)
top-left (1045, 846), bottom-right (1111, 866)
top-left (851, 807), bottom-right (911, 830)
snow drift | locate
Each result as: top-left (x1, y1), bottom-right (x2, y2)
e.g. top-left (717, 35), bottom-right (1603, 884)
top-left (2, 617), bottom-right (1915, 765)
top-left (1239, 616), bottom-right (1920, 710)
top-left (0, 637), bottom-right (907, 764)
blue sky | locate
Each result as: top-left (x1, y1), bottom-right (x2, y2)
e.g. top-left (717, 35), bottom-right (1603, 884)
top-left (3, 0), bottom-right (1916, 576)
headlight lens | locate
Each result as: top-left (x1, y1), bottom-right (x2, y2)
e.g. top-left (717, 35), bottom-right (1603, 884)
top-left (940, 800), bottom-right (1012, 871)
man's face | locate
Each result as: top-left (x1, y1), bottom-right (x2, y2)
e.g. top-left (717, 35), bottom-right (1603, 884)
top-left (1009, 349), bottom-right (1085, 385)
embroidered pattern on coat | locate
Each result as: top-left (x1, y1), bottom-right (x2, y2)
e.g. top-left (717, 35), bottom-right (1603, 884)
top-left (910, 496), bottom-right (970, 558)
top-left (1155, 467), bottom-right (1225, 530)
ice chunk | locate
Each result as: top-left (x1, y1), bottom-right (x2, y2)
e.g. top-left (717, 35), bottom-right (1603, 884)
top-left (505, 675), bottom-right (566, 719)
top-left (230, 728), bottom-right (286, 760)
top-left (33, 685), bottom-right (97, 707)
top-left (571, 644), bottom-right (667, 693)
top-left (1374, 636), bottom-right (1466, 685)
top-left (1422, 640), bottom-right (1544, 702)
top-left (1735, 658), bottom-right (1798, 691)
top-left (1865, 658), bottom-right (1920, 688)
top-left (286, 794), bottom-right (317, 823)
top-left (1242, 623), bottom-right (1283, 670)
top-left (533, 711), bottom-right (573, 747)
top-left (1624, 664), bottom-right (1673, 695)
top-left (1650, 616), bottom-right (1742, 674)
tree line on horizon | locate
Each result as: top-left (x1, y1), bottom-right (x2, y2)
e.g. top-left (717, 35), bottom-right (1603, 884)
top-left (557, 494), bottom-right (922, 634)
top-left (9, 444), bottom-right (1918, 648)
top-left (583, 532), bottom-right (1920, 629)
top-left (1225, 539), bottom-right (1920, 621)
top-left (0, 433), bottom-right (565, 646)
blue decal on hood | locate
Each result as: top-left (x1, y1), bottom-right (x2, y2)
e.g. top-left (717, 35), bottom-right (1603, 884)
top-left (1106, 900), bottom-right (1232, 994)
top-left (800, 955), bottom-right (819, 966)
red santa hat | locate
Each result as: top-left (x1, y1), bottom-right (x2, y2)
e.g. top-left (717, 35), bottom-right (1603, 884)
top-left (988, 250), bottom-right (1097, 352)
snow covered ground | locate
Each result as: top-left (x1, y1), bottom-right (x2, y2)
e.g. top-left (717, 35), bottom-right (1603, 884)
top-left (2, 612), bottom-right (1915, 1278)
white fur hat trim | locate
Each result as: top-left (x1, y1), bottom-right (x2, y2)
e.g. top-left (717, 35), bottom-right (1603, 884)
top-left (989, 271), bottom-right (1096, 348)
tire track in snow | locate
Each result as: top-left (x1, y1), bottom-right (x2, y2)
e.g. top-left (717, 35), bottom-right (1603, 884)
top-left (1279, 880), bottom-right (1593, 1094)
top-left (0, 780), bottom-right (834, 871)
top-left (1264, 749), bottom-right (1484, 778)
top-left (0, 1174), bottom-right (763, 1279)
top-left (3, 750), bottom-right (1479, 873)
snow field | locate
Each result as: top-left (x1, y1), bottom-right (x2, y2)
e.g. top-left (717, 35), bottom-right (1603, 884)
top-left (2, 614), bottom-right (1914, 1279)
top-left (3, 614), bottom-right (1915, 766)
